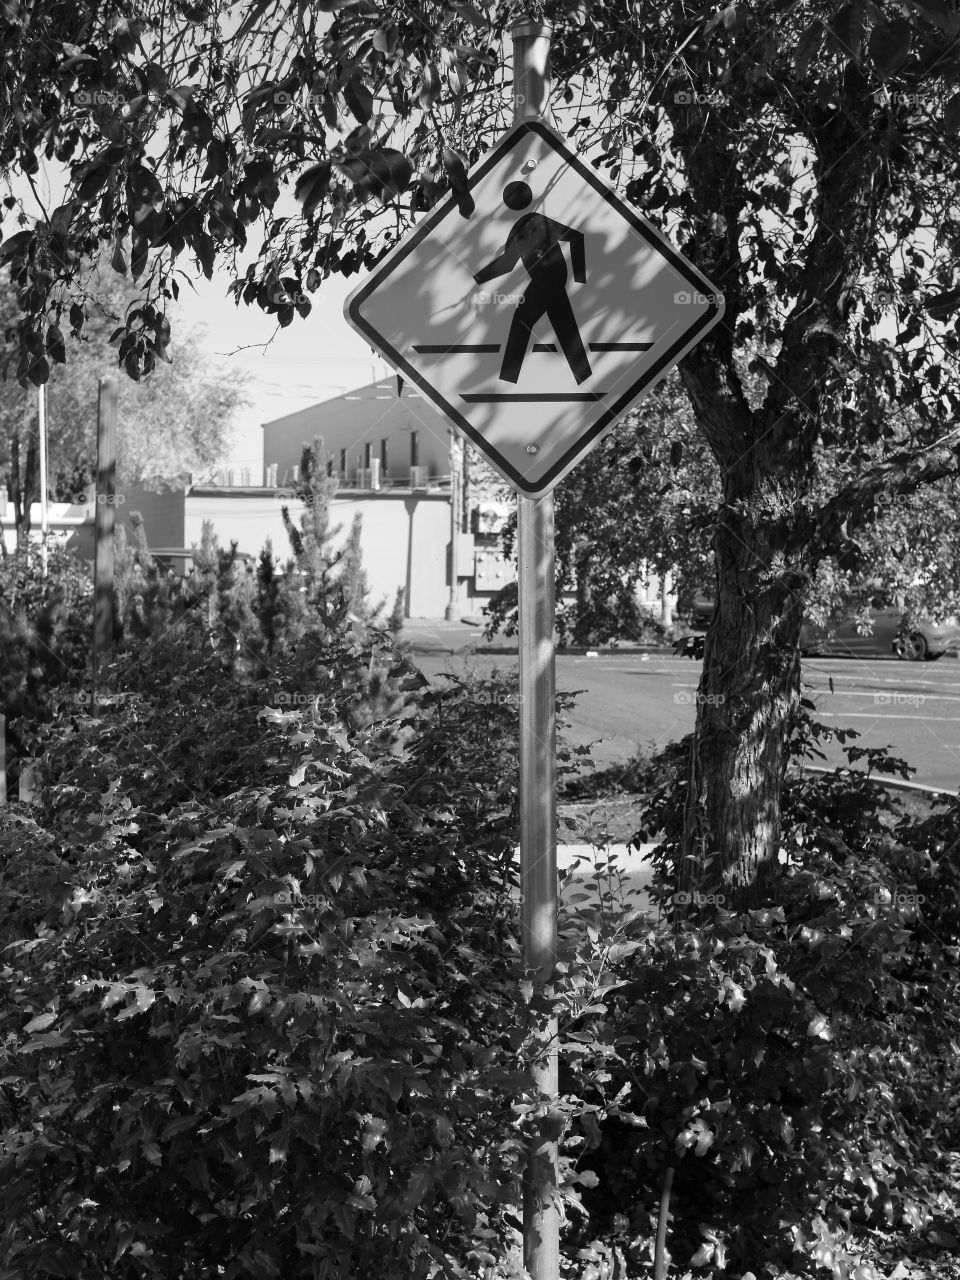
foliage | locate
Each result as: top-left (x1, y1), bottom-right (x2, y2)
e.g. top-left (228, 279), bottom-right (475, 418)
top-left (0, 618), bottom-right (537, 1280)
top-left (0, 544), bottom-right (92, 781)
top-left (0, 262), bottom-right (248, 542)
top-left (554, 812), bottom-right (960, 1278)
top-left (484, 374), bottom-right (721, 645)
top-left (8, 0), bottom-right (960, 869)
top-left (3, 584), bottom-right (960, 1277)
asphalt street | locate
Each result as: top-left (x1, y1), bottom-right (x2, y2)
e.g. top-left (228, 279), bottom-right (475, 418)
top-left (409, 643), bottom-right (960, 794)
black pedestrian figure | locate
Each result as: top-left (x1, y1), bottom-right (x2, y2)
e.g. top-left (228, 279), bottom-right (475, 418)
top-left (473, 181), bottom-right (592, 384)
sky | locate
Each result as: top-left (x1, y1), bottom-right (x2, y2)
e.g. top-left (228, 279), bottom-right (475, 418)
top-left (166, 267), bottom-right (392, 476)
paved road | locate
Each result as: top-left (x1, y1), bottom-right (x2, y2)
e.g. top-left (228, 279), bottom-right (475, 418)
top-left (410, 647), bottom-right (960, 794)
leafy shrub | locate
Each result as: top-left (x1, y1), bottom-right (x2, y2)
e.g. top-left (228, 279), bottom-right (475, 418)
top-left (0, 545), bottom-right (93, 786)
top-left (0, 620), bottom-right (542, 1279)
top-left (546, 704), bottom-right (960, 1277)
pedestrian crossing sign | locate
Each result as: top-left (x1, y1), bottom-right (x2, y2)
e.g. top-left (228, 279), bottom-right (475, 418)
top-left (343, 119), bottom-right (724, 496)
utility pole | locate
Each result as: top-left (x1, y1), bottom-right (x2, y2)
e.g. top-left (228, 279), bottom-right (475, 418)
top-left (513, 16), bottom-right (561, 1280)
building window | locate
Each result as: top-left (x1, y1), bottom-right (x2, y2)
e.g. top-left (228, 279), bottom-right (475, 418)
top-left (327, 456), bottom-right (334, 477)
top-left (380, 438), bottom-right (388, 474)
top-left (340, 448), bottom-right (346, 477)
top-left (410, 430), bottom-right (419, 467)
top-left (364, 442), bottom-right (372, 469)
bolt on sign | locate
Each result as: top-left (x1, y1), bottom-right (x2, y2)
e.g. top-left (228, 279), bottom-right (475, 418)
top-left (345, 119), bottom-right (724, 496)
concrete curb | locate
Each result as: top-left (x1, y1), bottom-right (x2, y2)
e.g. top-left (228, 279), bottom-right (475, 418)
top-left (401, 642), bottom-right (681, 657)
top-left (795, 765), bottom-right (955, 797)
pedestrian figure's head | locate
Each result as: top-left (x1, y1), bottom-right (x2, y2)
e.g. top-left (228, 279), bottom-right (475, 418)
top-left (502, 180), bottom-right (533, 210)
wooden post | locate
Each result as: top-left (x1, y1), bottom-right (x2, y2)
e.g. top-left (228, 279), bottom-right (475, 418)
top-left (92, 378), bottom-right (117, 705)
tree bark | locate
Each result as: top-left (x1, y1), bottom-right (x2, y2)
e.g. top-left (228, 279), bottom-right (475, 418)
top-left (680, 505), bottom-right (804, 907)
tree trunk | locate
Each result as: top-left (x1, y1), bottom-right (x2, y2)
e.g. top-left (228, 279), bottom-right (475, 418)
top-left (679, 501), bottom-right (805, 907)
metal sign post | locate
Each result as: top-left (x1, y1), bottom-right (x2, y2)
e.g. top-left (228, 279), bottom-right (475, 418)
top-left (341, 17), bottom-right (725, 1274)
top-left (513, 18), bottom-right (561, 1280)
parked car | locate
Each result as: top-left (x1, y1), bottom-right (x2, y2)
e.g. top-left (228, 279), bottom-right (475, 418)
top-left (689, 590), bottom-right (715, 629)
top-left (686, 590), bottom-right (960, 660)
top-left (800, 600), bottom-right (960, 660)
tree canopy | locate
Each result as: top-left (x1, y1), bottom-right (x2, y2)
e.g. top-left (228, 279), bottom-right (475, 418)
top-left (5, 0), bottom-right (960, 884)
top-left (0, 260), bottom-right (249, 543)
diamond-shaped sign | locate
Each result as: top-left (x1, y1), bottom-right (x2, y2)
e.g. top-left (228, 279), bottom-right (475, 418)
top-left (344, 120), bottom-right (724, 496)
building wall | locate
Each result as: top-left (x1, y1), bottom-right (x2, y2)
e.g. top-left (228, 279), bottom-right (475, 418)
top-left (262, 378), bottom-right (456, 485)
top-left (121, 487), bottom-right (453, 619)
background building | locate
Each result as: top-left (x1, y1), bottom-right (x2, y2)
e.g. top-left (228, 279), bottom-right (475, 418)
top-left (1, 375), bottom-right (676, 627)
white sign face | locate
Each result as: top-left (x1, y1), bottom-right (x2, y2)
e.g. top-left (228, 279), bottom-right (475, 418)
top-left (344, 119), bottom-right (724, 496)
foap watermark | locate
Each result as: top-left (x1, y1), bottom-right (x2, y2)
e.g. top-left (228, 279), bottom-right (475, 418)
top-left (72, 491), bottom-right (125, 506)
top-left (267, 285), bottom-right (310, 306)
top-left (673, 89), bottom-right (728, 106)
top-left (873, 490), bottom-right (911, 508)
top-left (476, 290), bottom-right (525, 305)
top-left (673, 690), bottom-right (725, 706)
top-left (273, 89), bottom-right (324, 108)
top-left (673, 890), bottom-right (726, 906)
top-left (873, 691), bottom-right (925, 708)
top-left (270, 690), bottom-right (314, 706)
top-left (674, 289), bottom-right (723, 306)
top-left (473, 689), bottom-right (524, 706)
top-left (73, 690), bottom-right (138, 708)
top-left (78, 888), bottom-right (127, 908)
top-left (874, 886), bottom-right (925, 908)
top-left (274, 890), bottom-right (325, 908)
top-left (74, 89), bottom-right (122, 107)
top-left (874, 89), bottom-right (931, 109)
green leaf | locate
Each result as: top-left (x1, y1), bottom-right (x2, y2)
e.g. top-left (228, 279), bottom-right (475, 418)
top-left (294, 162), bottom-right (332, 220)
top-left (924, 286), bottom-right (960, 320)
top-left (828, 3), bottom-right (865, 62)
top-left (794, 21), bottom-right (823, 77)
top-left (344, 77), bottom-right (373, 123)
top-left (442, 146), bottom-right (474, 218)
top-left (183, 104), bottom-right (214, 147)
top-left (27, 352), bottom-right (50, 386)
top-left (45, 323), bottom-right (66, 363)
top-left (419, 63), bottom-right (441, 110)
top-left (130, 229), bottom-right (149, 280)
top-left (203, 137), bottom-right (229, 180)
top-left (23, 1010), bottom-right (56, 1032)
top-left (868, 18), bottom-right (912, 72)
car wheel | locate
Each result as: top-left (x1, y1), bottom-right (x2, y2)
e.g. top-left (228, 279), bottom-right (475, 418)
top-left (903, 632), bottom-right (928, 661)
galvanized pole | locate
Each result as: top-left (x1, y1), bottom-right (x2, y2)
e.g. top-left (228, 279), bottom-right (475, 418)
top-left (513, 17), bottom-right (560, 1280)
top-left (92, 377), bottom-right (117, 707)
top-left (38, 383), bottom-right (49, 577)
